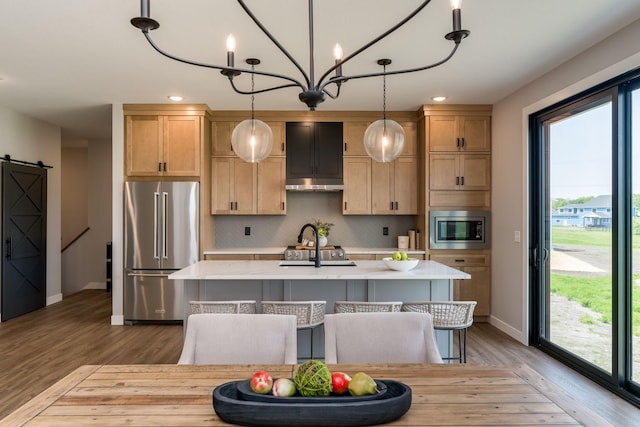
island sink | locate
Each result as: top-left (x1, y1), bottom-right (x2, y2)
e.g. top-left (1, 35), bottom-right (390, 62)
top-left (279, 260), bottom-right (357, 267)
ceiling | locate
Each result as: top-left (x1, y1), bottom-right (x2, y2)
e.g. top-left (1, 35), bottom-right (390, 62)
top-left (1, 0), bottom-right (640, 140)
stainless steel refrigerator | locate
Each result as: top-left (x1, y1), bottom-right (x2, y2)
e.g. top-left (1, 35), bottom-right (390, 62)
top-left (124, 181), bottom-right (199, 322)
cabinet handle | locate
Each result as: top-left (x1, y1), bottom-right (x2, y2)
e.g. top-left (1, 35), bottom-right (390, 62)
top-left (344, 142), bottom-right (348, 151)
top-left (344, 201), bottom-right (348, 210)
top-left (281, 142), bottom-right (285, 152)
top-left (281, 201), bottom-right (285, 210)
top-left (456, 137), bottom-right (460, 148)
top-left (390, 201), bottom-right (394, 210)
top-left (395, 201), bottom-right (399, 210)
top-left (461, 176), bottom-right (464, 186)
top-left (454, 259), bottom-right (465, 263)
top-left (158, 162), bottom-right (162, 172)
top-left (234, 201), bottom-right (238, 210)
top-left (163, 162), bottom-right (167, 172)
top-left (230, 201), bottom-right (234, 210)
top-left (456, 176), bottom-right (460, 186)
top-left (461, 138), bottom-right (465, 148)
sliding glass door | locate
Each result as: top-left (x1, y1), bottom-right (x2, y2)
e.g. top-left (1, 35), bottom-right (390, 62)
top-left (545, 98), bottom-right (613, 373)
top-left (530, 73), bottom-right (640, 403)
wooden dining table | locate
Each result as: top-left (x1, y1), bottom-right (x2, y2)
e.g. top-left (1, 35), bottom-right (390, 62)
top-left (1, 363), bottom-right (611, 426)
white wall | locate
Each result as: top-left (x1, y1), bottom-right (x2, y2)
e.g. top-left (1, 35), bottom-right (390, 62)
top-left (0, 106), bottom-right (62, 309)
top-left (111, 104), bottom-right (124, 325)
top-left (491, 18), bottom-right (640, 343)
top-left (61, 137), bottom-right (112, 296)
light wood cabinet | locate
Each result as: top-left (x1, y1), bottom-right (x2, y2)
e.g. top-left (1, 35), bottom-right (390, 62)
top-left (266, 121), bottom-right (286, 156)
top-left (343, 121), bottom-right (418, 157)
top-left (257, 157), bottom-right (286, 214)
top-left (429, 115), bottom-right (490, 152)
top-left (211, 157), bottom-right (256, 214)
top-left (342, 157), bottom-right (371, 214)
top-left (126, 114), bottom-right (201, 177)
top-left (211, 121), bottom-right (236, 156)
top-left (212, 120), bottom-right (286, 157)
top-left (343, 121), bottom-right (370, 156)
top-left (371, 157), bottom-right (418, 215)
top-left (430, 153), bottom-right (490, 191)
top-left (211, 156), bottom-right (286, 215)
top-left (429, 253), bottom-right (490, 318)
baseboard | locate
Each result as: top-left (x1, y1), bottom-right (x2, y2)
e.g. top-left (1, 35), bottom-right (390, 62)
top-left (83, 281), bottom-right (107, 290)
top-left (46, 293), bottom-right (63, 306)
top-left (111, 314), bottom-right (124, 326)
top-left (489, 315), bottom-right (528, 345)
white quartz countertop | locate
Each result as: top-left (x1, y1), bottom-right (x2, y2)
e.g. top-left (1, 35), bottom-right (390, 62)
top-left (202, 247), bottom-right (426, 255)
top-left (169, 260), bottom-right (469, 280)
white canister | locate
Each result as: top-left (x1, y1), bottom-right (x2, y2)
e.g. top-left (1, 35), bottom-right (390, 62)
top-left (397, 236), bottom-right (409, 249)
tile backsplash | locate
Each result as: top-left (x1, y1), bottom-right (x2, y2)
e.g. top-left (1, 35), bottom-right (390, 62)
top-left (213, 192), bottom-right (418, 248)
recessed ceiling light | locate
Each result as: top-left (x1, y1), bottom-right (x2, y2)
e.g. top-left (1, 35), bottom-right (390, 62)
top-left (168, 95), bottom-right (183, 101)
top-left (432, 96), bottom-right (447, 102)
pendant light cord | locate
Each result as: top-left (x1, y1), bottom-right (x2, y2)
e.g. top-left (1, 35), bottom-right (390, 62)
top-left (250, 63), bottom-right (255, 122)
top-left (382, 62), bottom-right (387, 134)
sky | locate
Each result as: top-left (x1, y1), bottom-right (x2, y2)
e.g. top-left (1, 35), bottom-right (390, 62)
top-left (549, 90), bottom-right (640, 200)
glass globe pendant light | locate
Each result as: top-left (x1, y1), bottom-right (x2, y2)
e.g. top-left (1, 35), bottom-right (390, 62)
top-left (364, 59), bottom-right (405, 163)
top-left (231, 59), bottom-right (273, 163)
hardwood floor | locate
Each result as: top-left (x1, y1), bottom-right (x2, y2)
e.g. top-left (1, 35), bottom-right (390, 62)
top-left (1, 289), bottom-right (638, 425)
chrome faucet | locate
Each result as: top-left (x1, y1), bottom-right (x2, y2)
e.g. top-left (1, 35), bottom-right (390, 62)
top-left (297, 223), bottom-right (321, 268)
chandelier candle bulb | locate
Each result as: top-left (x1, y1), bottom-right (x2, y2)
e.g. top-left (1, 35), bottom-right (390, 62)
top-left (226, 34), bottom-right (236, 67)
top-left (451, 0), bottom-right (462, 32)
top-left (333, 43), bottom-right (343, 77)
top-left (140, 0), bottom-right (151, 18)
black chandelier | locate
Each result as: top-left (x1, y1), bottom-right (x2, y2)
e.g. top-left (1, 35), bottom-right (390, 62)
top-left (131, 0), bottom-right (470, 111)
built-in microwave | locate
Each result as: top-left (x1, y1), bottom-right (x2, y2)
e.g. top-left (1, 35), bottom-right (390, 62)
top-left (429, 210), bottom-right (490, 250)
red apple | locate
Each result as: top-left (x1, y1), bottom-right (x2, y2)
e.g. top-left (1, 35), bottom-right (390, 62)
top-left (250, 371), bottom-right (273, 394)
top-left (331, 371), bottom-right (351, 394)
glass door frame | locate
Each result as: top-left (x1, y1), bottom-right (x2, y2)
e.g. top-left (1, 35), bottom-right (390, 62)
top-left (529, 69), bottom-right (640, 405)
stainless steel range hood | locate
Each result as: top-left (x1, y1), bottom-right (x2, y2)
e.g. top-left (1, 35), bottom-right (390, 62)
top-left (285, 178), bottom-right (344, 192)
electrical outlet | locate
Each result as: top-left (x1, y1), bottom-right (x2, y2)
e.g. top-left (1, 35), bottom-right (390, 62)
top-left (383, 226), bottom-right (389, 236)
top-left (244, 226), bottom-right (251, 236)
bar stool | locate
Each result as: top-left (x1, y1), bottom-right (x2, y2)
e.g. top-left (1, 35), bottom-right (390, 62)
top-left (188, 300), bottom-right (257, 314)
top-left (333, 301), bottom-right (403, 313)
top-left (401, 301), bottom-right (476, 363)
top-left (261, 301), bottom-right (326, 360)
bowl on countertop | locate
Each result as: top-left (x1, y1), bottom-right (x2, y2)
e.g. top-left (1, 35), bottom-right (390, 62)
top-left (382, 257), bottom-right (419, 271)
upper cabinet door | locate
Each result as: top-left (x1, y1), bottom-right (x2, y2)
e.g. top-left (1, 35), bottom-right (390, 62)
top-left (286, 122), bottom-right (343, 180)
top-left (286, 122), bottom-right (315, 179)
top-left (429, 115), bottom-right (491, 152)
top-left (163, 116), bottom-right (201, 177)
top-left (266, 121), bottom-right (286, 156)
top-left (126, 115), bottom-right (163, 177)
top-left (314, 122), bottom-right (343, 179)
top-left (211, 121), bottom-right (237, 156)
top-left (343, 122), bottom-right (369, 156)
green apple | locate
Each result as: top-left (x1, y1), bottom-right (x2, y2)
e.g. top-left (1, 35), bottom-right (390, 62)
top-left (400, 251), bottom-right (408, 261)
top-left (391, 251), bottom-right (402, 261)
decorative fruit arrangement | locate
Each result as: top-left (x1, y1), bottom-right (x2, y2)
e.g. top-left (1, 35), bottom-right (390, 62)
top-left (248, 361), bottom-right (379, 398)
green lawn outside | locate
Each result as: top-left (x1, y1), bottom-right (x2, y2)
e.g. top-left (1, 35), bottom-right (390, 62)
top-left (550, 274), bottom-right (640, 336)
top-left (551, 224), bottom-right (640, 248)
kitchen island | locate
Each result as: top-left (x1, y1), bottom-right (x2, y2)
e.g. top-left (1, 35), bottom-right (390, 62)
top-left (170, 259), bottom-right (470, 359)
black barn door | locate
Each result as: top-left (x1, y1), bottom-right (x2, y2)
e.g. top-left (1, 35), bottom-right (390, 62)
top-left (1, 162), bottom-right (47, 321)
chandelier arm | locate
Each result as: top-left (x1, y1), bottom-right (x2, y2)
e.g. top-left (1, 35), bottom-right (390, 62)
top-left (316, 0), bottom-right (432, 87)
top-left (227, 78), bottom-right (301, 95)
top-left (236, 0), bottom-right (311, 89)
top-left (141, 32), bottom-right (306, 90)
top-left (321, 84), bottom-right (342, 100)
top-left (319, 44), bottom-right (459, 91)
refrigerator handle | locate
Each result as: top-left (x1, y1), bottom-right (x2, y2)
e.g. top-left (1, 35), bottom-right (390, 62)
top-left (162, 192), bottom-right (169, 259)
top-left (153, 192), bottom-right (160, 259)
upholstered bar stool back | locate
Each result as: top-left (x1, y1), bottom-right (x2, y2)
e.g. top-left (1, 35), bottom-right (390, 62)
top-left (188, 300), bottom-right (257, 314)
top-left (402, 301), bottom-right (476, 363)
top-left (333, 301), bottom-right (402, 313)
top-left (261, 301), bottom-right (326, 360)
